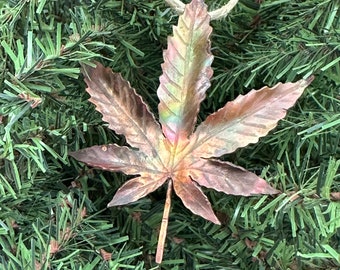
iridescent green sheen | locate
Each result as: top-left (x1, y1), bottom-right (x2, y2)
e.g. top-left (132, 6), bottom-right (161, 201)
top-left (157, 0), bottom-right (213, 145)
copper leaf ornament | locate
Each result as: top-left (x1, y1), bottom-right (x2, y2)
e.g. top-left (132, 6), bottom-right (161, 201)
top-left (70, 0), bottom-right (313, 263)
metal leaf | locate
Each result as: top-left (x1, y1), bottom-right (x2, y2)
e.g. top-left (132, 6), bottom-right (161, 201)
top-left (69, 144), bottom-right (158, 175)
top-left (82, 62), bottom-right (165, 159)
top-left (188, 159), bottom-right (279, 196)
top-left (108, 176), bottom-right (168, 207)
top-left (173, 174), bottom-right (220, 224)
top-left (70, 0), bottom-right (314, 264)
top-left (157, 0), bottom-right (213, 145)
top-left (190, 77), bottom-right (314, 158)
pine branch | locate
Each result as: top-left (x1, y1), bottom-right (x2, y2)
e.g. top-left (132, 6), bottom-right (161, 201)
top-left (0, 0), bottom-right (339, 269)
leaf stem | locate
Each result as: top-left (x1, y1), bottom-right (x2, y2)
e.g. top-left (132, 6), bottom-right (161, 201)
top-left (155, 179), bottom-right (172, 264)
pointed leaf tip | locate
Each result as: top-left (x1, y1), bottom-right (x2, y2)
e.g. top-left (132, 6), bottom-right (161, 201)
top-left (191, 78), bottom-right (313, 158)
top-left (173, 175), bottom-right (221, 224)
top-left (69, 144), bottom-right (157, 175)
top-left (107, 176), bottom-right (168, 207)
top-left (81, 62), bottom-right (164, 158)
top-left (189, 159), bottom-right (280, 197)
top-left (304, 75), bottom-right (315, 86)
top-left (157, 0), bottom-right (213, 144)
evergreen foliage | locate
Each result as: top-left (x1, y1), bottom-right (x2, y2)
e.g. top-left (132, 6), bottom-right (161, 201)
top-left (0, 0), bottom-right (339, 269)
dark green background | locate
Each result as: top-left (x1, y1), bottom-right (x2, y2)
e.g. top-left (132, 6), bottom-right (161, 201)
top-left (0, 0), bottom-right (339, 269)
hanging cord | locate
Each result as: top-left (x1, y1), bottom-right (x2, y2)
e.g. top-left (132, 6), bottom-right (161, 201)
top-left (165, 0), bottom-right (239, 20)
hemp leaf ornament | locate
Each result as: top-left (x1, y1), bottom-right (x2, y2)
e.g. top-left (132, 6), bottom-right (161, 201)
top-left (70, 0), bottom-right (313, 263)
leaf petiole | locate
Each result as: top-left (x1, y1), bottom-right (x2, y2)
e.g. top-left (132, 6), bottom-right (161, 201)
top-left (156, 179), bottom-right (173, 264)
